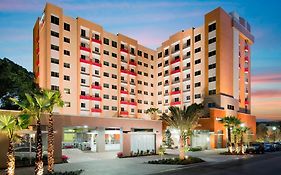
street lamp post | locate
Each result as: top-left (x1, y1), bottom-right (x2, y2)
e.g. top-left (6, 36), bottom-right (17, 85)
top-left (272, 126), bottom-right (277, 142)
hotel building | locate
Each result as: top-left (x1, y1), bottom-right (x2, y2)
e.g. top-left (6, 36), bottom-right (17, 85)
top-left (16, 3), bottom-right (256, 164)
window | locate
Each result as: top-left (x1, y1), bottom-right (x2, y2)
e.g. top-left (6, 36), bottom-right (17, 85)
top-left (227, 104), bottom-right (234, 110)
top-left (64, 88), bottom-right (70, 94)
top-left (64, 63), bottom-right (70, 68)
top-left (112, 106), bottom-right (117, 111)
top-left (51, 31), bottom-right (59, 37)
top-left (112, 41), bottom-right (117, 48)
top-left (208, 22), bottom-right (216, 32)
top-left (144, 53), bottom-right (148, 58)
top-left (103, 72), bottom-right (109, 77)
top-left (64, 23), bottom-right (70, 31)
top-left (195, 59), bottom-right (201, 64)
top-left (158, 82), bottom-right (162, 86)
top-left (195, 94), bottom-right (201, 99)
top-left (112, 96), bottom-right (117, 100)
top-left (138, 80), bottom-right (142, 84)
top-left (64, 37), bottom-right (70, 43)
top-left (208, 50), bottom-right (216, 57)
top-left (138, 71), bottom-right (142, 75)
top-left (151, 55), bottom-right (154, 60)
top-left (112, 85), bottom-right (117, 89)
top-left (138, 90), bottom-right (142, 94)
top-left (144, 82), bottom-right (148, 86)
top-left (51, 15), bottom-right (59, 25)
top-left (195, 70), bottom-right (201, 76)
top-left (175, 44), bottom-right (180, 51)
top-left (158, 72), bottom-right (162, 76)
top-left (186, 96), bottom-right (190, 100)
top-left (103, 50), bottom-right (109, 55)
top-left (137, 50), bottom-right (142, 56)
top-left (195, 47), bottom-right (201, 53)
top-left (51, 58), bottom-right (59, 64)
top-left (64, 102), bottom-right (71, 107)
top-left (158, 63), bottom-right (162, 67)
top-left (111, 53), bottom-right (117, 58)
top-left (144, 63), bottom-right (148, 67)
top-left (158, 52), bottom-right (162, 58)
top-left (144, 73), bottom-right (148, 77)
top-left (103, 94), bottom-right (109, 99)
top-left (103, 106), bottom-right (109, 110)
top-left (51, 44), bottom-right (59, 51)
top-left (112, 74), bottom-right (117, 79)
top-left (144, 91), bottom-right (148, 95)
top-left (104, 61), bottom-right (109, 66)
top-left (81, 29), bottom-right (86, 37)
top-left (209, 90), bottom-right (216, 95)
top-left (208, 63), bottom-right (216, 69)
top-left (64, 50), bottom-right (70, 56)
top-left (51, 85), bottom-right (59, 91)
top-left (81, 103), bottom-right (86, 108)
top-left (51, 71), bottom-right (59, 77)
top-left (81, 79), bottom-right (86, 84)
top-left (138, 109), bottom-right (142, 113)
top-left (104, 38), bottom-right (109, 45)
top-left (195, 34), bottom-right (201, 42)
top-left (186, 39), bottom-right (191, 47)
top-left (209, 76), bottom-right (216, 82)
top-left (195, 82), bottom-right (201, 87)
top-left (138, 61), bottom-right (142, 65)
top-left (208, 103), bottom-right (216, 108)
top-left (81, 67), bottom-right (86, 72)
top-left (208, 37), bottom-right (216, 44)
top-left (164, 49), bottom-right (169, 56)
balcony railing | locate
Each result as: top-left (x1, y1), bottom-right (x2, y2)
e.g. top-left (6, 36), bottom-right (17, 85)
top-left (129, 101), bottom-right (137, 106)
top-left (81, 35), bottom-right (90, 40)
top-left (245, 45), bottom-right (249, 52)
top-left (120, 100), bottom-right (130, 105)
top-left (120, 69), bottom-right (137, 76)
top-left (245, 67), bottom-right (249, 72)
top-left (91, 84), bottom-right (102, 90)
top-left (120, 90), bottom-right (128, 94)
top-left (183, 77), bottom-right (191, 81)
top-left (170, 101), bottom-right (181, 106)
top-left (80, 58), bottom-right (92, 65)
top-left (121, 80), bottom-right (128, 84)
top-left (91, 38), bottom-right (102, 44)
top-left (170, 90), bottom-right (181, 95)
top-left (183, 66), bottom-right (190, 71)
top-left (172, 80), bottom-right (180, 84)
top-left (92, 61), bottom-right (102, 67)
top-left (91, 96), bottom-right (102, 101)
top-left (120, 48), bottom-right (129, 53)
top-left (183, 55), bottom-right (190, 60)
top-left (130, 81), bottom-right (136, 85)
top-left (91, 108), bottom-right (102, 113)
top-left (129, 61), bottom-right (137, 66)
top-left (120, 111), bottom-right (129, 115)
top-left (170, 58), bottom-right (181, 65)
top-left (170, 69), bottom-right (180, 75)
top-left (80, 46), bottom-right (91, 52)
top-left (80, 95), bottom-right (92, 100)
top-left (245, 56), bottom-right (249, 62)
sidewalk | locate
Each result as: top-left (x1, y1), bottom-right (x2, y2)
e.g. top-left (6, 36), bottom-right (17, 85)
top-left (1, 149), bottom-right (253, 175)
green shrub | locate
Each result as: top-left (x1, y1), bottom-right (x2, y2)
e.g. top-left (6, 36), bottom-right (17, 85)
top-left (148, 157), bottom-right (204, 165)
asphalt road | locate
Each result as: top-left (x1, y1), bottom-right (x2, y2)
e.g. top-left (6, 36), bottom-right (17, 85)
top-left (152, 152), bottom-right (281, 175)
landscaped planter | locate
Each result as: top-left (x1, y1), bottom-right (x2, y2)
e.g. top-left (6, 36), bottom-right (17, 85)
top-left (148, 157), bottom-right (204, 165)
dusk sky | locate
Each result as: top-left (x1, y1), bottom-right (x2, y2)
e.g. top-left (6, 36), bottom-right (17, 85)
top-left (0, 0), bottom-right (280, 120)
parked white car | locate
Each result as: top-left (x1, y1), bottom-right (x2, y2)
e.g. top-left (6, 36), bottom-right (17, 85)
top-left (15, 147), bottom-right (47, 158)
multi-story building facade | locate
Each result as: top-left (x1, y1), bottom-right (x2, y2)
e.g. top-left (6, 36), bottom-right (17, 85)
top-left (30, 3), bottom-right (256, 162)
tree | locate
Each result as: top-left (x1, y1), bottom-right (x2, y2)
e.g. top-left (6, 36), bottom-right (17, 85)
top-left (43, 89), bottom-right (64, 174)
top-left (256, 123), bottom-right (268, 142)
top-left (145, 108), bottom-right (159, 120)
top-left (160, 104), bottom-right (204, 160)
top-left (0, 58), bottom-right (38, 110)
top-left (0, 114), bottom-right (29, 175)
top-left (219, 116), bottom-right (241, 153)
top-left (11, 92), bottom-right (50, 175)
top-left (164, 129), bottom-right (174, 148)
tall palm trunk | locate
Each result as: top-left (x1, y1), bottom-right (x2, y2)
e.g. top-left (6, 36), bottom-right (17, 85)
top-left (35, 119), bottom-right (44, 175)
top-left (227, 127), bottom-right (232, 152)
top-left (6, 139), bottom-right (15, 175)
top-left (47, 113), bottom-right (55, 174)
top-left (179, 134), bottom-right (185, 160)
top-left (240, 134), bottom-right (244, 154)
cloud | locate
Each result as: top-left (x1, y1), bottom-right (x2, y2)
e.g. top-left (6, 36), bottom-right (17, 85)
top-left (252, 73), bottom-right (281, 84)
top-left (252, 90), bottom-right (281, 98)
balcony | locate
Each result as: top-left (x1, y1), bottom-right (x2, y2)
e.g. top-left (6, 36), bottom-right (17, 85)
top-left (130, 92), bottom-right (136, 96)
top-left (170, 90), bottom-right (181, 95)
top-left (36, 59), bottom-right (39, 65)
top-left (183, 77), bottom-right (191, 81)
top-left (121, 59), bottom-right (127, 63)
top-left (80, 95), bottom-right (92, 100)
top-left (164, 83), bottom-right (169, 86)
top-left (183, 66), bottom-right (190, 71)
top-left (121, 80), bottom-right (128, 84)
top-left (80, 58), bottom-right (92, 65)
top-left (91, 38), bottom-right (102, 44)
top-left (183, 55), bottom-right (190, 60)
top-left (170, 69), bottom-right (180, 75)
top-left (91, 84), bottom-right (102, 90)
top-left (120, 100), bottom-right (130, 105)
top-left (120, 69), bottom-right (137, 76)
top-left (130, 51), bottom-right (136, 56)
top-left (120, 48), bottom-right (129, 54)
top-left (170, 101), bottom-right (181, 106)
top-left (120, 90), bottom-right (128, 94)
top-left (120, 111), bottom-right (129, 115)
top-left (129, 61), bottom-right (137, 66)
top-left (245, 56), bottom-right (249, 62)
top-left (245, 45), bottom-right (249, 52)
top-left (92, 61), bottom-right (102, 67)
top-left (172, 80), bottom-right (180, 84)
top-left (245, 100), bottom-right (249, 105)
top-left (170, 58), bottom-right (180, 65)
top-left (129, 101), bottom-right (137, 106)
top-left (91, 96), bottom-right (102, 101)
top-left (245, 67), bottom-right (249, 72)
top-left (130, 81), bottom-right (136, 86)
top-left (80, 35), bottom-right (90, 40)
top-left (91, 108), bottom-right (102, 113)
top-left (80, 46), bottom-right (91, 52)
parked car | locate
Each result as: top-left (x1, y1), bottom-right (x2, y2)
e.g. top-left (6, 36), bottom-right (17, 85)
top-left (264, 143), bottom-right (275, 152)
top-left (15, 147), bottom-right (47, 158)
top-left (246, 143), bottom-right (264, 154)
top-left (273, 143), bottom-right (281, 151)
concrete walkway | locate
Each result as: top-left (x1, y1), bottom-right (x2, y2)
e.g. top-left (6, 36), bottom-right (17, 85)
top-left (1, 149), bottom-right (253, 175)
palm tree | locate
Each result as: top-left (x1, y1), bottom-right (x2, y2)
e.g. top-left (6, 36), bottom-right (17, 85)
top-left (145, 108), bottom-right (159, 120)
top-left (160, 104), bottom-right (204, 160)
top-left (11, 92), bottom-right (50, 175)
top-left (0, 114), bottom-right (29, 175)
top-left (239, 126), bottom-right (250, 154)
top-left (43, 89), bottom-right (64, 174)
top-left (220, 116), bottom-right (241, 153)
